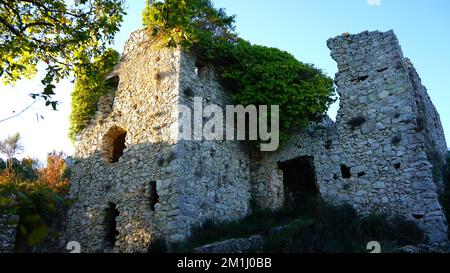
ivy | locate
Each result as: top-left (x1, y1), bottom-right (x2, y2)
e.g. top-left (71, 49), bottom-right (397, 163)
top-left (143, 0), bottom-right (336, 147)
top-left (69, 49), bottom-right (120, 142)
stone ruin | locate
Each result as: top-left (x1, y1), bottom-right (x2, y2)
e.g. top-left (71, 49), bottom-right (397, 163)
top-left (59, 29), bottom-right (448, 253)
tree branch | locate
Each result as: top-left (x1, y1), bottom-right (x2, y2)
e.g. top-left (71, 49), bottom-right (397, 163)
top-left (0, 99), bottom-right (39, 124)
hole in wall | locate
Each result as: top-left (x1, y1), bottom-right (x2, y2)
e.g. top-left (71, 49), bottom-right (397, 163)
top-left (358, 172), bottom-right (366, 177)
top-left (412, 214), bottom-right (424, 220)
top-left (105, 75), bottom-right (120, 91)
top-left (347, 115), bottom-right (367, 130)
top-left (391, 135), bottom-right (402, 146)
top-left (149, 181), bottom-right (159, 211)
top-left (102, 126), bottom-right (127, 164)
top-left (104, 203), bottom-right (120, 248)
top-left (195, 60), bottom-right (207, 79)
top-left (377, 67), bottom-right (388, 73)
top-left (154, 72), bottom-right (163, 82)
top-left (184, 86), bottom-right (194, 97)
top-left (341, 164), bottom-right (351, 179)
top-left (351, 75), bottom-right (369, 83)
top-left (325, 140), bottom-right (332, 150)
top-left (394, 163), bottom-right (401, 170)
top-left (278, 156), bottom-right (320, 208)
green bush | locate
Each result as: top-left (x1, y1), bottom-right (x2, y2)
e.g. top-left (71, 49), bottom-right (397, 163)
top-left (69, 49), bottom-right (120, 141)
top-left (172, 198), bottom-right (424, 253)
top-left (264, 204), bottom-right (425, 253)
top-left (0, 174), bottom-right (68, 249)
top-left (219, 40), bottom-right (335, 143)
top-left (143, 0), bottom-right (336, 146)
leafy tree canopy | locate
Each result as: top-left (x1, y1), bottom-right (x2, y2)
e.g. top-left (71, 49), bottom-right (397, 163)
top-left (0, 0), bottom-right (126, 108)
top-left (143, 0), bottom-right (236, 48)
top-left (143, 0), bottom-right (335, 145)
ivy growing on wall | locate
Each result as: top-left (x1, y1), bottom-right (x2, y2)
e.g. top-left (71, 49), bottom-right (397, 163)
top-left (69, 49), bottom-right (120, 142)
top-left (143, 0), bottom-right (335, 145)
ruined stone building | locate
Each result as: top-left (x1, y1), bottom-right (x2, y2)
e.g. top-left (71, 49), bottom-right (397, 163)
top-left (62, 29), bottom-right (448, 253)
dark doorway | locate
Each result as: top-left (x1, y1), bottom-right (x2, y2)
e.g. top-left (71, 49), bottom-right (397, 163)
top-left (104, 203), bottom-right (120, 247)
top-left (112, 131), bottom-right (127, 163)
top-left (278, 156), bottom-right (319, 208)
top-left (149, 181), bottom-right (159, 211)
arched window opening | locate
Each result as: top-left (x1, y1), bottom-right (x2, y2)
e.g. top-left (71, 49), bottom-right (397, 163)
top-left (102, 126), bottom-right (127, 163)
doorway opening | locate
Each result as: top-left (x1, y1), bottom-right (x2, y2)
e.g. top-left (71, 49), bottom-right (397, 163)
top-left (104, 202), bottom-right (120, 248)
top-left (278, 156), bottom-right (320, 208)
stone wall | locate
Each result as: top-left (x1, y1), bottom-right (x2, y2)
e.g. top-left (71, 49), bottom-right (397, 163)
top-left (176, 52), bottom-right (252, 228)
top-left (65, 29), bottom-right (449, 252)
top-left (64, 30), bottom-right (252, 253)
top-left (251, 30), bottom-right (448, 244)
top-left (0, 214), bottom-right (18, 253)
top-left (65, 30), bottom-right (183, 253)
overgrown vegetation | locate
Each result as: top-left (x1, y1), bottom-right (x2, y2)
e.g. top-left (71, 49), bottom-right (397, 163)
top-left (0, 151), bottom-right (70, 250)
top-left (69, 49), bottom-right (120, 141)
top-left (164, 197), bottom-right (424, 253)
top-left (143, 0), bottom-right (335, 145)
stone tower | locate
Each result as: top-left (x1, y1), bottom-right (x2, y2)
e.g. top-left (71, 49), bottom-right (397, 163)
top-left (251, 30), bottom-right (448, 244)
top-left (65, 30), bottom-right (251, 253)
top-left (64, 29), bottom-right (448, 253)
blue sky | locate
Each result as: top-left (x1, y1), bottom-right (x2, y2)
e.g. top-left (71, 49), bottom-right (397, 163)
top-left (0, 0), bottom-right (449, 161)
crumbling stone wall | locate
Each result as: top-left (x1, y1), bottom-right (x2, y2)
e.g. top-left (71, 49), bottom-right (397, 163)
top-left (0, 214), bottom-right (18, 253)
top-left (176, 52), bottom-right (252, 226)
top-left (66, 29), bottom-right (448, 253)
top-left (252, 30), bottom-right (448, 244)
top-left (64, 30), bottom-right (252, 253)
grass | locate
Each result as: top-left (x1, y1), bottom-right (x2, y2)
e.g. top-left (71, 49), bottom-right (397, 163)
top-left (155, 195), bottom-right (425, 253)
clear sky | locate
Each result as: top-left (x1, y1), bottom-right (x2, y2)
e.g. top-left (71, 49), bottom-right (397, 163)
top-left (0, 0), bottom-right (449, 161)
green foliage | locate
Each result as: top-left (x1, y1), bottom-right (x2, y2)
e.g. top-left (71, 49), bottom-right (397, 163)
top-left (219, 39), bottom-right (335, 142)
top-left (142, 0), bottom-right (236, 57)
top-left (264, 204), bottom-right (424, 253)
top-left (9, 158), bottom-right (39, 181)
top-left (69, 49), bottom-right (120, 141)
top-left (174, 199), bottom-right (424, 253)
top-left (143, 0), bottom-right (335, 146)
top-left (0, 177), bottom-right (68, 249)
top-left (0, 0), bottom-right (126, 107)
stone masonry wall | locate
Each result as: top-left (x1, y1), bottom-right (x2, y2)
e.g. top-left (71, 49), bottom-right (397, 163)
top-left (66, 29), bottom-right (448, 252)
top-left (64, 30), bottom-right (252, 252)
top-left (0, 214), bottom-right (18, 253)
top-left (176, 52), bottom-right (252, 227)
top-left (251, 30), bottom-right (448, 244)
top-left (65, 30), bottom-right (183, 253)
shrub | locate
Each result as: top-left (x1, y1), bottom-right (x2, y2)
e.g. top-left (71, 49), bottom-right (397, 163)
top-left (0, 173), bottom-right (68, 249)
top-left (219, 40), bottom-right (335, 144)
top-left (37, 152), bottom-right (70, 194)
top-left (69, 49), bottom-right (120, 141)
top-left (143, 0), bottom-right (336, 147)
top-left (264, 205), bottom-right (425, 253)
top-left (174, 197), bottom-right (424, 253)
top-left (142, 0), bottom-right (236, 57)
